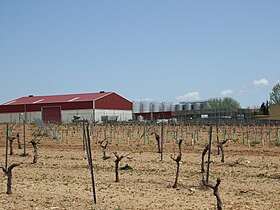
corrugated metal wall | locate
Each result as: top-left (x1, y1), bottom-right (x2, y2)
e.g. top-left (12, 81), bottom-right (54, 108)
top-left (95, 93), bottom-right (132, 110)
top-left (42, 106), bottom-right (61, 123)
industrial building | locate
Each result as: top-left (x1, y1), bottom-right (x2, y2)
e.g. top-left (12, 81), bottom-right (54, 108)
top-left (269, 104), bottom-right (280, 120)
top-left (132, 101), bottom-right (209, 122)
top-left (133, 101), bottom-right (175, 121)
top-left (255, 103), bottom-right (280, 121)
top-left (132, 101), bottom-right (266, 124)
top-left (0, 91), bottom-right (132, 123)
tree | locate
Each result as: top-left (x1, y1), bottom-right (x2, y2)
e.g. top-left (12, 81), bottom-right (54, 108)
top-left (260, 101), bottom-right (269, 115)
top-left (270, 83), bottom-right (280, 104)
top-left (207, 97), bottom-right (241, 110)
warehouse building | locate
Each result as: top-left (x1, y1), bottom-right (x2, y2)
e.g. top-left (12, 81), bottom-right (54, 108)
top-left (133, 101), bottom-right (176, 121)
top-left (0, 91), bottom-right (132, 123)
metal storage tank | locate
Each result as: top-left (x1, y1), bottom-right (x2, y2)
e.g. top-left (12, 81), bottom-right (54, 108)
top-left (152, 102), bottom-right (162, 112)
top-left (183, 103), bottom-right (192, 111)
top-left (194, 102), bottom-right (202, 110)
top-left (142, 102), bottom-right (151, 113)
top-left (133, 102), bottom-right (141, 113)
top-left (163, 102), bottom-right (171, 112)
top-left (171, 105), bottom-right (176, 111)
top-left (175, 104), bottom-right (183, 111)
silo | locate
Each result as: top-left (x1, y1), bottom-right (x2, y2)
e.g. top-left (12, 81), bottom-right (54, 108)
top-left (133, 102), bottom-right (141, 113)
top-left (183, 103), bottom-right (192, 111)
top-left (171, 104), bottom-right (176, 112)
top-left (142, 102), bottom-right (151, 113)
top-left (152, 102), bottom-right (162, 112)
top-left (175, 104), bottom-right (183, 111)
top-left (163, 102), bottom-right (171, 112)
top-left (194, 102), bottom-right (202, 110)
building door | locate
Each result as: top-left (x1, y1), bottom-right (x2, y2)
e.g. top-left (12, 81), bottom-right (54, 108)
top-left (42, 106), bottom-right (61, 123)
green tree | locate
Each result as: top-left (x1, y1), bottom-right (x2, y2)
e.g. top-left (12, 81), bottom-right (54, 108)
top-left (270, 83), bottom-right (280, 104)
top-left (207, 97), bottom-right (241, 110)
top-left (260, 101), bottom-right (269, 115)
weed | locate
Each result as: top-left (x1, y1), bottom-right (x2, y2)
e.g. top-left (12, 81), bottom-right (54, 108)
top-left (120, 164), bottom-right (133, 170)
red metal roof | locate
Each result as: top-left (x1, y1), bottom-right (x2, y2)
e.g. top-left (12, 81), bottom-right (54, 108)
top-left (2, 92), bottom-right (114, 105)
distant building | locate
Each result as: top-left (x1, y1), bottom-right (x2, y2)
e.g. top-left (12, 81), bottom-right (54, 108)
top-left (256, 103), bottom-right (280, 121)
top-left (0, 91), bottom-right (132, 123)
top-left (269, 104), bottom-right (280, 120)
top-left (133, 101), bottom-right (175, 121)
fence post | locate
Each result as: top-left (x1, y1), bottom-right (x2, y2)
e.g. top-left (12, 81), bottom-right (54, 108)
top-left (160, 123), bottom-right (164, 161)
top-left (206, 126), bottom-right (213, 184)
top-left (5, 124), bottom-right (9, 171)
top-left (85, 121), bottom-right (97, 204)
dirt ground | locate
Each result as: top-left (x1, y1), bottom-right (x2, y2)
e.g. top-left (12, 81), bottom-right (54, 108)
top-left (0, 124), bottom-right (279, 210)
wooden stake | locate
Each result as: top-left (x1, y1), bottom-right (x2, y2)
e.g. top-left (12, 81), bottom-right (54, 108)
top-left (206, 126), bottom-right (213, 184)
top-left (23, 118), bottom-right (27, 156)
top-left (201, 144), bottom-right (209, 183)
top-left (261, 126), bottom-right (264, 147)
top-left (160, 123), bottom-right (164, 161)
top-left (5, 124), bottom-right (9, 171)
top-left (85, 122), bottom-right (97, 204)
top-left (216, 124), bottom-right (220, 155)
top-left (247, 126), bottom-right (251, 149)
top-left (17, 133), bottom-right (22, 149)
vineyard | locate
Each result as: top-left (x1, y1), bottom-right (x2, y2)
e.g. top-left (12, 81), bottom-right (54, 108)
top-left (0, 122), bottom-right (280, 210)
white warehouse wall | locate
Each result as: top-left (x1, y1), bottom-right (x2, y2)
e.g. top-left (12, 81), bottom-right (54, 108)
top-left (0, 113), bottom-right (13, 123)
top-left (0, 109), bottom-right (132, 123)
top-left (62, 109), bottom-right (132, 123)
top-left (28, 112), bottom-right (42, 123)
top-left (0, 112), bottom-right (41, 123)
top-left (61, 109), bottom-right (93, 123)
top-left (94, 109), bottom-right (132, 122)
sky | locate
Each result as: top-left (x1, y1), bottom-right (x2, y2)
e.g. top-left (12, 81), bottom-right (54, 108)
top-left (0, 1), bottom-right (279, 108)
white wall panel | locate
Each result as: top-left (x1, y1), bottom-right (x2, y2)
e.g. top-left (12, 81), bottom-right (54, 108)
top-left (61, 109), bottom-right (93, 123)
top-left (94, 109), bottom-right (132, 122)
top-left (28, 112), bottom-right (41, 123)
top-left (0, 112), bottom-right (41, 123)
top-left (0, 109), bottom-right (132, 123)
top-left (0, 113), bottom-right (11, 123)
